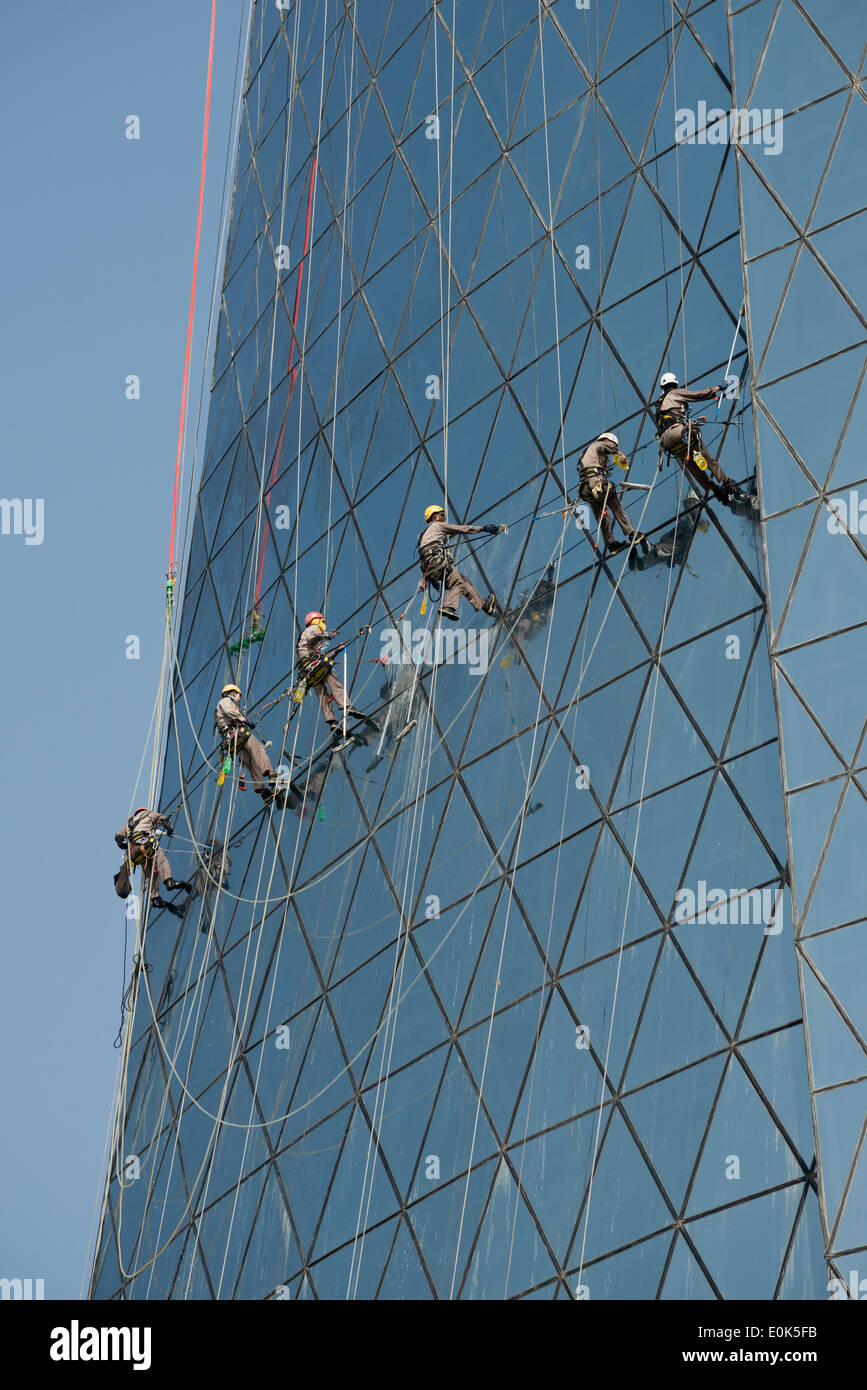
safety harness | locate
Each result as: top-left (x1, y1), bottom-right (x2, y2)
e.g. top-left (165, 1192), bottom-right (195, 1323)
top-left (294, 638), bottom-right (335, 703)
top-left (295, 655), bottom-right (333, 703)
top-left (655, 399), bottom-right (686, 435)
top-left (578, 453), bottom-right (619, 513)
top-left (126, 813), bottom-right (157, 866)
top-left (417, 534), bottom-right (452, 584)
top-left (578, 444), bottom-right (628, 495)
top-left (220, 723), bottom-right (251, 753)
top-left (655, 398), bottom-right (710, 470)
top-left (298, 654), bottom-right (332, 687)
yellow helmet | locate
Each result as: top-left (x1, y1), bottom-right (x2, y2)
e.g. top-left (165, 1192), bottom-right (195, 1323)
top-left (221, 683), bottom-right (242, 698)
top-left (425, 504), bottom-right (445, 522)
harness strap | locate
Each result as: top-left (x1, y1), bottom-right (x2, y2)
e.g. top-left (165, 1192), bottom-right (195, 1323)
top-left (418, 539), bottom-right (451, 581)
top-left (656, 407), bottom-right (683, 433)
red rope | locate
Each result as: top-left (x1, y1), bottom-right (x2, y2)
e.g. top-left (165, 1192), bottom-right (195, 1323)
top-left (254, 156), bottom-right (318, 607)
top-left (168, 0), bottom-right (217, 577)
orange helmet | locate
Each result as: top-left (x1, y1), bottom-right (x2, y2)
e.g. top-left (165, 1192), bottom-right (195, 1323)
top-left (305, 611), bottom-right (325, 627)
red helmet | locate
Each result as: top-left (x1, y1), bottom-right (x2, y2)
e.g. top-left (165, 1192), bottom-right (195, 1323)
top-left (133, 806), bottom-right (148, 815)
top-left (305, 611), bottom-right (325, 626)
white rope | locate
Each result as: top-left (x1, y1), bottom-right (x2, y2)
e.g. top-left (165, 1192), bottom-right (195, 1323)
top-left (668, 0), bottom-right (688, 382)
top-left (145, 0), bottom-right (309, 1280)
top-left (346, 5), bottom-right (460, 1283)
top-left (110, 0), bottom-right (309, 1286)
top-left (190, 0), bottom-right (333, 1298)
top-left (575, 464), bottom-right (686, 1291)
top-left (324, 0), bottom-right (357, 609)
top-left (346, 603), bottom-right (440, 1296)
top-left (448, 0), bottom-right (573, 1297)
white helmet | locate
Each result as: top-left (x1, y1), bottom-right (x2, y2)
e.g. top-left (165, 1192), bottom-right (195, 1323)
top-left (660, 371), bottom-right (679, 388)
top-left (598, 431), bottom-right (619, 447)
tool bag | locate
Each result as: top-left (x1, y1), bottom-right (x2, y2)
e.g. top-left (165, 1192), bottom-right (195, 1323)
top-left (299, 655), bottom-right (333, 689)
top-left (222, 723), bottom-right (252, 752)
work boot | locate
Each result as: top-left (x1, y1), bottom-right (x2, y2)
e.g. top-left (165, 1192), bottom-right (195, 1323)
top-left (481, 594), bottom-right (498, 617)
top-left (164, 878), bottom-right (192, 893)
top-left (439, 605), bottom-right (460, 621)
top-left (606, 539), bottom-right (627, 556)
top-left (331, 727), bottom-right (345, 747)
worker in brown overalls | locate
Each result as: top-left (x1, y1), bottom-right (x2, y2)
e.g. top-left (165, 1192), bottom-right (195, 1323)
top-left (214, 683), bottom-right (286, 804)
top-left (577, 432), bottom-right (644, 556)
top-left (417, 505), bottom-right (500, 620)
top-left (297, 612), bottom-right (378, 748)
top-left (113, 806), bottom-right (191, 909)
top-left (655, 371), bottom-right (745, 505)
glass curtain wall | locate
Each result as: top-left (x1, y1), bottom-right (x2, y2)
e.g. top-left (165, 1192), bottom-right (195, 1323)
top-left (731, 0), bottom-right (867, 1295)
top-left (91, 0), bottom-right (839, 1300)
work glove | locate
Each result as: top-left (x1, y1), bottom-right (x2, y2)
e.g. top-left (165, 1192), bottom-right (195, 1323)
top-left (245, 720), bottom-right (256, 730)
top-left (483, 524), bottom-right (500, 534)
top-left (164, 824), bottom-right (174, 838)
top-left (115, 835), bottom-right (127, 849)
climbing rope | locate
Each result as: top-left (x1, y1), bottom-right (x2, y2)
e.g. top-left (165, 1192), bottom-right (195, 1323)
top-left (91, 0), bottom-right (257, 1296)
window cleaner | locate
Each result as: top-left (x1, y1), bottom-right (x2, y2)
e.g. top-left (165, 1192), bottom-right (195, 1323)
top-left (296, 612), bottom-right (380, 751)
top-left (655, 371), bottom-right (747, 507)
top-left (213, 684), bottom-right (289, 805)
top-left (417, 505), bottom-right (502, 620)
top-left (113, 807), bottom-right (192, 913)
top-left (577, 433), bottom-right (647, 558)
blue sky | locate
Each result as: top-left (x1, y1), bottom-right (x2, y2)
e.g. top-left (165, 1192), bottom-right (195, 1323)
top-left (0, 0), bottom-right (247, 1297)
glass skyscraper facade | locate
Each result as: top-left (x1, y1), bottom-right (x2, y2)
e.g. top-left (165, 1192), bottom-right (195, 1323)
top-left (91, 0), bottom-right (865, 1299)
